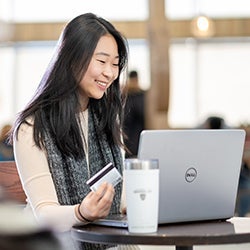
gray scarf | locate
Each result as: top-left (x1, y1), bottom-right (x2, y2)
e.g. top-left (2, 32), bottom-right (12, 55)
top-left (44, 105), bottom-right (123, 250)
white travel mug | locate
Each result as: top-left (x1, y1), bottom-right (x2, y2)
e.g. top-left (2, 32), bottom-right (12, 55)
top-left (124, 158), bottom-right (159, 233)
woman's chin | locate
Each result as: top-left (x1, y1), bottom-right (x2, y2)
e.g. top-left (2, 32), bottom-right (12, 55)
top-left (91, 92), bottom-right (105, 100)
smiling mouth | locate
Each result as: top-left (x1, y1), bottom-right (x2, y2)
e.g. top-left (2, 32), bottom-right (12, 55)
top-left (96, 80), bottom-right (107, 87)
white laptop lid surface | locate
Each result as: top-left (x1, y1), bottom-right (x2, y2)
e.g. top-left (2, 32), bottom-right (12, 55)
top-left (138, 129), bottom-right (245, 224)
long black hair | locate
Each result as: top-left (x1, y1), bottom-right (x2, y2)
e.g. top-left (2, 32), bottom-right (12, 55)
top-left (12, 13), bottom-right (128, 159)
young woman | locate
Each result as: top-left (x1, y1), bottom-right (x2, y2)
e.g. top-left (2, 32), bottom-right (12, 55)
top-left (11, 13), bottom-right (132, 249)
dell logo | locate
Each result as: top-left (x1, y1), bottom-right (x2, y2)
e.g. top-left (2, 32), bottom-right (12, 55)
top-left (185, 167), bottom-right (197, 183)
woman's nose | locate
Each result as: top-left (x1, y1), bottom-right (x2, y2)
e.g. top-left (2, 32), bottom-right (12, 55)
top-left (103, 64), bottom-right (114, 79)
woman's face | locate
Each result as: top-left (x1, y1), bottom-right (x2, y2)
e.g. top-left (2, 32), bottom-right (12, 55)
top-left (79, 34), bottom-right (119, 110)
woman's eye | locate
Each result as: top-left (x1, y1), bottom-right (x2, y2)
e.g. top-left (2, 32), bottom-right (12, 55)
top-left (97, 59), bottom-right (105, 64)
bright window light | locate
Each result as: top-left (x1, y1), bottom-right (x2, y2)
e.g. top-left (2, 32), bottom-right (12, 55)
top-left (0, 0), bottom-right (148, 22)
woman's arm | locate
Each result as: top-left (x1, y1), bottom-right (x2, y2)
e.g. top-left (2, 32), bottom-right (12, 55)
top-left (14, 122), bottom-right (82, 232)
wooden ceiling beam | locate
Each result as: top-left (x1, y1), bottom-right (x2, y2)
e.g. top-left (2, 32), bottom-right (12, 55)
top-left (3, 18), bottom-right (250, 42)
top-left (170, 18), bottom-right (250, 38)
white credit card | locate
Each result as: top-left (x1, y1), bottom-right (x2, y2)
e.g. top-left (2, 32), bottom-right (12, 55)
top-left (86, 162), bottom-right (122, 192)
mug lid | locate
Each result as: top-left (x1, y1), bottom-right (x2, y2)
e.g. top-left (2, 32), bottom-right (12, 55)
top-left (124, 158), bottom-right (159, 170)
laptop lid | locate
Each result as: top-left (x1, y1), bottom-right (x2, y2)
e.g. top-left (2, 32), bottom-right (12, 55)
top-left (138, 129), bottom-right (246, 224)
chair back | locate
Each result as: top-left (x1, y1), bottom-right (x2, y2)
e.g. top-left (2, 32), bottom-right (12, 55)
top-left (0, 161), bottom-right (26, 203)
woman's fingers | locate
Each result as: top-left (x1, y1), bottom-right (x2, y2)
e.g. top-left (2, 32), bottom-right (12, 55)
top-left (81, 182), bottom-right (115, 220)
top-left (97, 182), bottom-right (115, 199)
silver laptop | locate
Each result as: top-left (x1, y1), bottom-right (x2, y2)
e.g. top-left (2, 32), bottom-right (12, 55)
top-left (94, 129), bottom-right (245, 227)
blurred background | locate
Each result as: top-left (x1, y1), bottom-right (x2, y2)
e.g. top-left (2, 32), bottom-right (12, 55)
top-left (1, 0), bottom-right (250, 130)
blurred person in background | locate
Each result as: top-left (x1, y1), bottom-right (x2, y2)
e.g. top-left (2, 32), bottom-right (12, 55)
top-left (123, 70), bottom-right (145, 158)
top-left (196, 116), bottom-right (229, 129)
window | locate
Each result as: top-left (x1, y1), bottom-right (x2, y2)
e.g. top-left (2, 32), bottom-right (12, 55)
top-left (169, 38), bottom-right (250, 128)
top-left (1, 0), bottom-right (148, 22)
top-left (165, 0), bottom-right (250, 20)
top-left (1, 0), bottom-right (250, 128)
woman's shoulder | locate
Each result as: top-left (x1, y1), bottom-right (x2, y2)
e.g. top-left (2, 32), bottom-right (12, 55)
top-left (17, 117), bottom-right (34, 136)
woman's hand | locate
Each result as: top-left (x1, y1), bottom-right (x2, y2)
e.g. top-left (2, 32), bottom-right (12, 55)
top-left (79, 182), bottom-right (115, 221)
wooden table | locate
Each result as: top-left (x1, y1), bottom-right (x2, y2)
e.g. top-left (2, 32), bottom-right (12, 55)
top-left (71, 217), bottom-right (250, 250)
